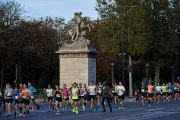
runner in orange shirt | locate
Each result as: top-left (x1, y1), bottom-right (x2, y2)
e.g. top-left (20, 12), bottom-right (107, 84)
top-left (147, 82), bottom-right (153, 107)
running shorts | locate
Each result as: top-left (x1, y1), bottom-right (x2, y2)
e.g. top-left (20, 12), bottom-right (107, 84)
top-left (62, 97), bottom-right (69, 101)
top-left (5, 99), bottom-right (13, 104)
top-left (22, 99), bottom-right (30, 105)
top-left (56, 97), bottom-right (62, 102)
top-left (72, 99), bottom-right (79, 101)
top-left (167, 93), bottom-right (172, 96)
top-left (156, 93), bottom-right (161, 95)
top-left (89, 95), bottom-right (95, 100)
top-left (15, 101), bottom-right (19, 104)
top-left (48, 97), bottom-right (53, 102)
top-left (148, 93), bottom-right (153, 98)
top-left (113, 93), bottom-right (118, 96)
top-left (118, 94), bottom-right (125, 100)
top-left (141, 93), bottom-right (147, 97)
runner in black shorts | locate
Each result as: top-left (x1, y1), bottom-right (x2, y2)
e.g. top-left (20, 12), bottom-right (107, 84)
top-left (54, 85), bottom-right (63, 114)
top-left (46, 85), bottom-right (54, 112)
top-left (97, 82), bottom-right (102, 106)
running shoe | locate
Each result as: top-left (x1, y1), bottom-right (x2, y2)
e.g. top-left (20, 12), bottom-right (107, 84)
top-left (26, 110), bottom-right (29, 114)
top-left (31, 106), bottom-right (35, 112)
top-left (47, 110), bottom-right (50, 112)
top-left (56, 111), bottom-right (60, 114)
top-left (119, 107), bottom-right (121, 109)
top-left (22, 114), bottom-right (26, 117)
top-left (73, 108), bottom-right (76, 112)
top-left (110, 109), bottom-right (112, 113)
top-left (98, 103), bottom-right (100, 106)
top-left (7, 115), bottom-right (10, 118)
top-left (103, 109), bottom-right (106, 112)
top-left (148, 104), bottom-right (151, 107)
top-left (89, 109), bottom-right (92, 112)
top-left (4, 114), bottom-right (8, 117)
top-left (142, 104), bottom-right (145, 106)
top-left (122, 107), bottom-right (124, 110)
top-left (83, 107), bottom-right (85, 111)
top-left (76, 110), bottom-right (78, 114)
top-left (19, 113), bottom-right (22, 116)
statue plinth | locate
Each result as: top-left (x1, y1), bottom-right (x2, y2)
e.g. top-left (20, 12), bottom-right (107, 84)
top-left (56, 43), bottom-right (98, 88)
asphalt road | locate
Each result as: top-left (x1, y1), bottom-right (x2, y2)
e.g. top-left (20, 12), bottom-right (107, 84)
top-left (1, 99), bottom-right (180, 120)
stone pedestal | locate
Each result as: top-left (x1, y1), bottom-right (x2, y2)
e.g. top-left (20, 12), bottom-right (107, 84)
top-left (56, 43), bottom-right (98, 88)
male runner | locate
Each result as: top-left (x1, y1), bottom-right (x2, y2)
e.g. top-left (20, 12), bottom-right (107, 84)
top-left (82, 84), bottom-right (88, 111)
top-left (78, 83), bottom-right (84, 107)
top-left (167, 82), bottom-right (173, 103)
top-left (88, 81), bottom-right (98, 112)
top-left (54, 85), bottom-right (63, 114)
top-left (62, 84), bottom-right (69, 112)
top-left (14, 88), bottom-right (20, 117)
top-left (4, 84), bottom-right (16, 118)
top-left (28, 82), bottom-right (39, 110)
top-left (97, 82), bottom-right (102, 106)
top-left (161, 83), bottom-right (167, 102)
top-left (45, 85), bottom-right (54, 112)
top-left (101, 82), bottom-right (112, 112)
top-left (147, 82), bottom-right (153, 107)
top-left (22, 83), bottom-right (32, 117)
top-left (111, 83), bottom-right (115, 103)
top-left (140, 82), bottom-right (147, 106)
top-left (155, 83), bottom-right (162, 103)
top-left (117, 81), bottom-right (126, 109)
top-left (19, 83), bottom-right (24, 116)
top-left (173, 82), bottom-right (178, 101)
top-left (71, 83), bottom-right (79, 114)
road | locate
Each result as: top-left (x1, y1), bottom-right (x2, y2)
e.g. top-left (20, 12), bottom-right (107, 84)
top-left (1, 99), bottom-right (180, 120)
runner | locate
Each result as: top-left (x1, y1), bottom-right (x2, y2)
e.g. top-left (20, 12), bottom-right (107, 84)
top-left (140, 82), bottom-right (147, 106)
top-left (54, 85), bottom-right (63, 114)
top-left (28, 82), bottom-right (39, 110)
top-left (161, 83), bottom-right (167, 102)
top-left (78, 83), bottom-right (84, 107)
top-left (62, 84), bottom-right (69, 112)
top-left (19, 83), bottom-right (24, 116)
top-left (155, 83), bottom-right (162, 103)
top-left (101, 82), bottom-right (112, 112)
top-left (167, 82), bottom-right (173, 103)
top-left (14, 88), bottom-right (20, 117)
top-left (111, 83), bottom-right (116, 104)
top-left (22, 83), bottom-right (32, 117)
top-left (87, 81), bottom-right (98, 112)
top-left (147, 82), bottom-right (153, 107)
top-left (173, 82), bottom-right (178, 101)
top-left (71, 83), bottom-right (79, 114)
top-left (117, 81), bottom-right (126, 109)
top-left (82, 84), bottom-right (88, 111)
top-left (4, 84), bottom-right (16, 118)
top-left (45, 85), bottom-right (54, 112)
top-left (97, 82), bottom-right (102, 106)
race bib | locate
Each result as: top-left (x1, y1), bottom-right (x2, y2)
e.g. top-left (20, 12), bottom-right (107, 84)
top-left (168, 89), bottom-right (172, 92)
top-left (30, 96), bottom-right (34, 99)
top-left (23, 95), bottom-right (26, 99)
top-left (63, 96), bottom-right (67, 99)
top-left (47, 93), bottom-right (52, 97)
top-left (174, 87), bottom-right (177, 90)
top-left (118, 90), bottom-right (123, 96)
top-left (112, 90), bottom-right (115, 93)
top-left (56, 94), bottom-right (60, 98)
top-left (98, 89), bottom-right (101, 93)
top-left (148, 90), bottom-right (151, 93)
top-left (20, 93), bottom-right (22, 96)
top-left (72, 93), bottom-right (76, 97)
top-left (90, 89), bottom-right (95, 95)
top-left (141, 89), bottom-right (144, 92)
top-left (15, 96), bottom-right (18, 99)
top-left (7, 92), bottom-right (11, 96)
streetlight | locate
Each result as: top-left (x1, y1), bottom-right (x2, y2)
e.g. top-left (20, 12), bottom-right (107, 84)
top-left (171, 62), bottom-right (175, 84)
top-left (111, 58), bottom-right (115, 84)
top-left (146, 60), bottom-right (149, 85)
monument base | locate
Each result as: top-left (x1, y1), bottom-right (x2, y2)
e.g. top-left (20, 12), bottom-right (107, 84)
top-left (56, 43), bottom-right (98, 88)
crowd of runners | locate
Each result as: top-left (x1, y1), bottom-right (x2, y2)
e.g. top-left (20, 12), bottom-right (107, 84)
top-left (0, 81), bottom-right (179, 118)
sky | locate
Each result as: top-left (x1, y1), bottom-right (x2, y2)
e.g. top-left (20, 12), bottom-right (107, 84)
top-left (15, 0), bottom-right (99, 23)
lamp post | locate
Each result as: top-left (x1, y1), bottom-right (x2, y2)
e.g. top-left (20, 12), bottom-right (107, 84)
top-left (111, 58), bottom-right (115, 84)
top-left (146, 61), bottom-right (149, 85)
top-left (171, 62), bottom-right (175, 84)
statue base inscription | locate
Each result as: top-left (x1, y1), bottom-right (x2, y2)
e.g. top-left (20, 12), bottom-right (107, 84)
top-left (56, 43), bottom-right (98, 88)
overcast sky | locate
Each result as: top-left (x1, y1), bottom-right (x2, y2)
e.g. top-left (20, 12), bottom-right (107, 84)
top-left (15, 0), bottom-right (99, 23)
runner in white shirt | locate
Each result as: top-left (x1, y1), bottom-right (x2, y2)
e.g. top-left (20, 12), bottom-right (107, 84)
top-left (155, 83), bottom-right (162, 103)
top-left (87, 81), bottom-right (98, 112)
top-left (45, 85), bottom-right (54, 112)
top-left (117, 81), bottom-right (126, 109)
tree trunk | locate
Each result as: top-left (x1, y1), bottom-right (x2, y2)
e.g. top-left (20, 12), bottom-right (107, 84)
top-left (18, 60), bottom-right (22, 84)
top-left (155, 59), bottom-right (160, 86)
top-left (129, 55), bottom-right (133, 97)
top-left (0, 60), bottom-right (5, 90)
top-left (15, 63), bottom-right (18, 88)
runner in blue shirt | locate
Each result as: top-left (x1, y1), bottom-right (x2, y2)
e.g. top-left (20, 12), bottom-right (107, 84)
top-left (167, 82), bottom-right (173, 103)
top-left (14, 88), bottom-right (20, 117)
top-left (173, 83), bottom-right (178, 101)
top-left (28, 82), bottom-right (39, 110)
